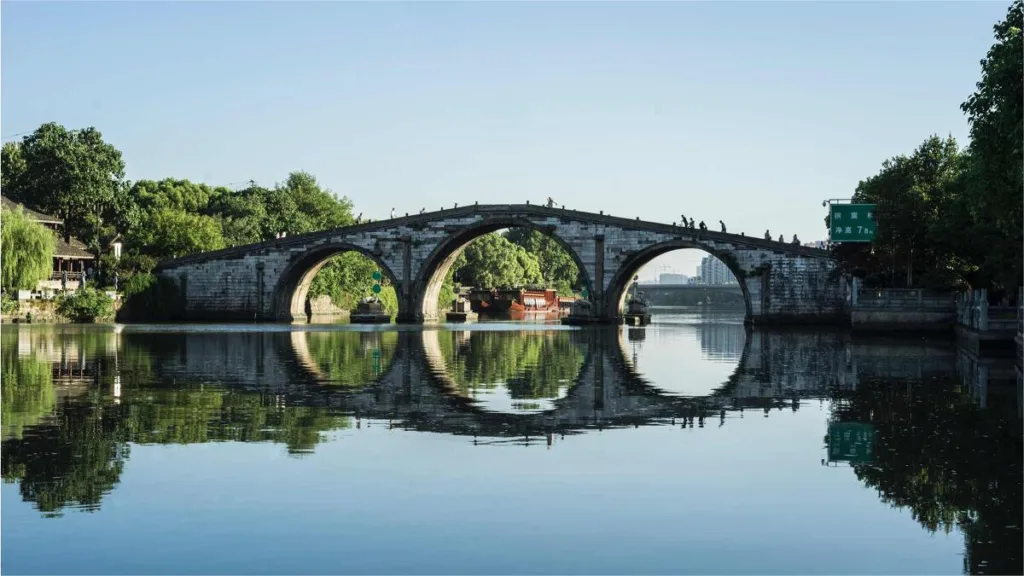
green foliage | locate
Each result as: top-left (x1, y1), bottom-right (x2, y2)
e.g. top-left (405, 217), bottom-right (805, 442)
top-left (505, 228), bottom-right (580, 295)
top-left (118, 273), bottom-right (183, 322)
top-left (437, 330), bottom-right (585, 400)
top-left (302, 331), bottom-right (399, 385)
top-left (1, 296), bottom-right (19, 315)
top-left (832, 3), bottom-right (1022, 294)
top-left (129, 208), bottom-right (226, 260)
top-left (57, 287), bottom-right (114, 322)
top-left (959, 0), bottom-right (1023, 292)
top-left (456, 233), bottom-right (544, 290)
top-left (7, 123), bottom-right (126, 251)
top-left (1, 206), bottom-right (56, 291)
top-left (1, 335), bottom-right (55, 440)
top-left (308, 252), bottom-right (398, 314)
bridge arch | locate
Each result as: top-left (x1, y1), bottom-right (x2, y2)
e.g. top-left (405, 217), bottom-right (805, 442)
top-left (412, 217), bottom-right (595, 322)
top-left (272, 242), bottom-right (405, 322)
top-left (604, 240), bottom-right (754, 322)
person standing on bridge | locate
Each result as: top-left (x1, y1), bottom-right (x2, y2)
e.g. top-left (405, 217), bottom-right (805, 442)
top-left (688, 218), bottom-right (695, 229)
top-left (356, 212), bottom-right (362, 224)
top-left (680, 214), bottom-right (687, 227)
top-left (719, 220), bottom-right (726, 233)
top-left (792, 234), bottom-right (800, 245)
top-left (778, 234), bottom-right (784, 242)
top-left (390, 207), bottom-right (396, 219)
top-left (764, 230), bottom-right (771, 240)
top-left (546, 197), bottom-right (556, 208)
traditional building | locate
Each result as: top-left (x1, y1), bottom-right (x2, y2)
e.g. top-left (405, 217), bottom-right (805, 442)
top-left (1, 195), bottom-right (96, 291)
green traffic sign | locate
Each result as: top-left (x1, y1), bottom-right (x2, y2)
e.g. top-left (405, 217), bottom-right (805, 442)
top-left (371, 284), bottom-right (382, 294)
top-left (827, 422), bottom-right (875, 464)
top-left (371, 270), bottom-right (382, 281)
top-left (581, 289), bottom-right (589, 299)
top-left (829, 204), bottom-right (877, 243)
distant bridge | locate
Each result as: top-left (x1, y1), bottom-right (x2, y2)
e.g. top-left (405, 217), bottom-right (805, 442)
top-left (153, 204), bottom-right (847, 325)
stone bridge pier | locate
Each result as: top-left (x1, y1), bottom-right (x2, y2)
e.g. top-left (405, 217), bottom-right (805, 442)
top-left (152, 205), bottom-right (849, 325)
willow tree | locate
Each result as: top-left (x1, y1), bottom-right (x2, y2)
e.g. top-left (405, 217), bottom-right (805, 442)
top-left (1, 206), bottom-right (55, 291)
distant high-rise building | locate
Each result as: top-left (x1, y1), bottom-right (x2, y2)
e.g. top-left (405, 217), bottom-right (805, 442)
top-left (658, 273), bottom-right (689, 285)
top-left (699, 256), bottom-right (737, 285)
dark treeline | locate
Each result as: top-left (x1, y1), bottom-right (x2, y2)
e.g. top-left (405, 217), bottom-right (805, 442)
top-left (830, 1), bottom-right (1022, 299)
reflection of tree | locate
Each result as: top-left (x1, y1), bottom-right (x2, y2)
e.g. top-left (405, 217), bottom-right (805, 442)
top-left (303, 331), bottom-right (398, 386)
top-left (437, 331), bottom-right (584, 400)
top-left (2, 400), bottom-right (129, 517)
top-left (2, 347), bottom-right (55, 440)
top-left (834, 377), bottom-right (1022, 575)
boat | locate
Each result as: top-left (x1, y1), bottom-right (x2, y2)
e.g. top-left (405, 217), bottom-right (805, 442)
top-left (350, 297), bottom-right (391, 324)
top-left (561, 300), bottom-right (605, 325)
top-left (445, 297), bottom-right (478, 322)
top-left (469, 287), bottom-right (565, 319)
top-left (622, 292), bottom-right (652, 326)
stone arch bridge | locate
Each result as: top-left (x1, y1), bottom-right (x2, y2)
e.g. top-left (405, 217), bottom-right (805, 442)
top-left (153, 205), bottom-right (847, 324)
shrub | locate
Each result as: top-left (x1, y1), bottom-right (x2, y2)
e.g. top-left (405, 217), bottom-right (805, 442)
top-left (57, 287), bottom-right (114, 322)
top-left (118, 273), bottom-right (182, 322)
top-left (1, 295), bottom-right (19, 316)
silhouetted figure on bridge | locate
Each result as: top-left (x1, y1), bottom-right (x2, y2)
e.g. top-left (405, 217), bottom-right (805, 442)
top-left (356, 212), bottom-right (362, 224)
top-left (719, 220), bottom-right (726, 233)
top-left (680, 214), bottom-right (687, 227)
top-left (390, 208), bottom-right (396, 219)
top-left (547, 197), bottom-right (556, 208)
top-left (778, 234), bottom-right (784, 242)
top-left (698, 221), bottom-right (707, 231)
top-left (764, 230), bottom-right (771, 240)
top-left (792, 234), bottom-right (800, 245)
top-left (420, 208), bottom-right (425, 214)
top-left (688, 218), bottom-right (695, 229)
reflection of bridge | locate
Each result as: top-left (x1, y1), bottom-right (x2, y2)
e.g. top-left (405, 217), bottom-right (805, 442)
top-left (132, 326), bottom-right (972, 439)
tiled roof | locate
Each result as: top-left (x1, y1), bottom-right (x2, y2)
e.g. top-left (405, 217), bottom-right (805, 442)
top-left (1, 195), bottom-right (63, 225)
top-left (55, 237), bottom-right (94, 260)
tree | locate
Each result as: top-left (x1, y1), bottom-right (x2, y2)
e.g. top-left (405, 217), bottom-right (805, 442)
top-left (456, 233), bottom-right (544, 290)
top-left (828, 136), bottom-right (970, 289)
top-left (13, 123), bottom-right (126, 251)
top-left (505, 228), bottom-right (580, 295)
top-left (263, 172), bottom-right (354, 237)
top-left (1, 206), bottom-right (55, 291)
top-left (129, 208), bottom-right (225, 260)
top-left (960, 0), bottom-right (1023, 292)
top-left (1, 141), bottom-right (27, 197)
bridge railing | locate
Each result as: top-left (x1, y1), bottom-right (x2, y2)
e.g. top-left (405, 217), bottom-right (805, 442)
top-left (955, 288), bottom-right (1020, 332)
top-left (852, 287), bottom-right (954, 311)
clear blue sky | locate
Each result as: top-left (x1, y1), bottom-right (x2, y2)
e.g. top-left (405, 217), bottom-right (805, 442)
top-left (1, 1), bottom-right (1008, 279)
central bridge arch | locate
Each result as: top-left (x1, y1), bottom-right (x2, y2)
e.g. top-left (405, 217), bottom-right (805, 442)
top-left (413, 216), bottom-right (595, 322)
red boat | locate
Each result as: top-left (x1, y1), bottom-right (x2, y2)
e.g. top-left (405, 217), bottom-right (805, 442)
top-left (469, 287), bottom-right (564, 318)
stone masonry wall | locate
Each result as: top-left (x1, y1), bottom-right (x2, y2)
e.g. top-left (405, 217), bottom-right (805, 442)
top-left (154, 205), bottom-right (845, 324)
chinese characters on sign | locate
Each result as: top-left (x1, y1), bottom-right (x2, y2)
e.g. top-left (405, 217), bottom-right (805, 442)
top-left (829, 203), bottom-right (877, 243)
top-left (827, 422), bottom-right (875, 464)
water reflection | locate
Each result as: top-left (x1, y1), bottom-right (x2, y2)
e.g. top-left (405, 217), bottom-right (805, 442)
top-left (1, 321), bottom-right (1020, 574)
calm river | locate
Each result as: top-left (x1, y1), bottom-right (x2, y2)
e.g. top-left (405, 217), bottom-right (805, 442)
top-left (2, 310), bottom-right (1021, 575)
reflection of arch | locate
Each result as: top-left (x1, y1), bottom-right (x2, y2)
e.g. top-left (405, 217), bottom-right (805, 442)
top-left (605, 241), bottom-right (754, 322)
top-left (288, 329), bottom-right (402, 385)
top-left (419, 328), bottom-right (591, 412)
top-left (272, 243), bottom-right (403, 322)
top-left (413, 218), bottom-right (595, 322)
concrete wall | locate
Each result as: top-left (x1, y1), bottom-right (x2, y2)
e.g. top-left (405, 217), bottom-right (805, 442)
top-left (153, 205), bottom-right (844, 325)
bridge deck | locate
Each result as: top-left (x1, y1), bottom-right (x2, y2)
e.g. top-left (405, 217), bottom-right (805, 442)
top-left (155, 204), bottom-right (829, 270)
